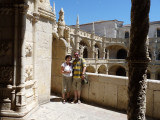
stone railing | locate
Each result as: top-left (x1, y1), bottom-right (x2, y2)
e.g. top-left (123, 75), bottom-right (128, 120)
top-left (85, 58), bottom-right (107, 64)
top-left (105, 38), bottom-right (128, 43)
top-left (81, 73), bottom-right (160, 119)
top-left (85, 58), bottom-right (127, 65)
top-left (107, 59), bottom-right (126, 63)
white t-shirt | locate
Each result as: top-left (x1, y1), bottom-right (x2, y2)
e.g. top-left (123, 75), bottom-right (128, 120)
top-left (61, 62), bottom-right (72, 77)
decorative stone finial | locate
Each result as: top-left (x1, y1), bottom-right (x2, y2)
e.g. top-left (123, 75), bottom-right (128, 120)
top-left (104, 27), bottom-right (106, 37)
top-left (53, 2), bottom-right (56, 15)
top-left (76, 15), bottom-right (79, 28)
top-left (92, 22), bottom-right (95, 34)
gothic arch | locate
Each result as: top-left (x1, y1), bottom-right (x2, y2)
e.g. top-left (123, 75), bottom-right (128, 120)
top-left (83, 47), bottom-right (88, 58)
top-left (106, 44), bottom-right (127, 50)
top-left (108, 65), bottom-right (126, 76)
top-left (86, 66), bottom-right (96, 73)
top-left (117, 49), bottom-right (127, 59)
top-left (106, 45), bottom-right (128, 59)
top-left (79, 39), bottom-right (91, 48)
top-left (95, 43), bottom-right (101, 58)
top-left (98, 65), bottom-right (107, 74)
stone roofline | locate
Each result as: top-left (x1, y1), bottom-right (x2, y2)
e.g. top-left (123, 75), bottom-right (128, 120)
top-left (70, 19), bottom-right (123, 26)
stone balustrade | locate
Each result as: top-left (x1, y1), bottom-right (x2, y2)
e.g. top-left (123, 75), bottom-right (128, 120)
top-left (107, 59), bottom-right (126, 63)
top-left (81, 73), bottom-right (160, 119)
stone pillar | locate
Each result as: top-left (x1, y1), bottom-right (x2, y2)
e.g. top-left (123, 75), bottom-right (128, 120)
top-left (32, 9), bottom-right (39, 106)
top-left (15, 3), bottom-right (29, 112)
top-left (107, 50), bottom-right (109, 59)
top-left (127, 0), bottom-right (150, 120)
top-left (106, 67), bottom-right (109, 75)
top-left (90, 40), bottom-right (95, 58)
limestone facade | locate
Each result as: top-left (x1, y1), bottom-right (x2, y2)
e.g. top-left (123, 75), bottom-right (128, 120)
top-left (0, 0), bottom-right (54, 119)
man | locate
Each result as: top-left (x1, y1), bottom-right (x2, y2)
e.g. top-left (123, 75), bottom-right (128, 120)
top-left (72, 51), bottom-right (86, 104)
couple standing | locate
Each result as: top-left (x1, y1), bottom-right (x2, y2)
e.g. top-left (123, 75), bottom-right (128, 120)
top-left (61, 52), bottom-right (86, 104)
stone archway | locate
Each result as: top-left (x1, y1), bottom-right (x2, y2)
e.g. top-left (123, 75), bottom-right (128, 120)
top-left (117, 49), bottom-right (127, 59)
top-left (80, 40), bottom-right (89, 58)
top-left (86, 66), bottom-right (96, 73)
top-left (116, 67), bottom-right (126, 76)
top-left (108, 65), bottom-right (126, 76)
top-left (83, 47), bottom-right (88, 58)
top-left (98, 65), bottom-right (107, 74)
top-left (95, 43), bottom-right (100, 58)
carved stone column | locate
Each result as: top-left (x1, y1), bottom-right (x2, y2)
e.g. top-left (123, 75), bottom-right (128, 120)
top-left (127, 0), bottom-right (150, 120)
top-left (90, 40), bottom-right (95, 58)
top-left (107, 49), bottom-right (109, 59)
top-left (15, 2), bottom-right (29, 112)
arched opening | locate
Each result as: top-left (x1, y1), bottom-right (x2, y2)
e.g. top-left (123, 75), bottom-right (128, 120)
top-left (80, 40), bottom-right (89, 58)
top-left (125, 31), bottom-right (129, 38)
top-left (116, 67), bottom-right (126, 76)
top-left (117, 49), bottom-right (127, 59)
top-left (105, 49), bottom-right (107, 59)
top-left (95, 44), bottom-right (100, 58)
top-left (98, 65), bottom-right (107, 74)
top-left (83, 47), bottom-right (88, 58)
top-left (86, 66), bottom-right (96, 73)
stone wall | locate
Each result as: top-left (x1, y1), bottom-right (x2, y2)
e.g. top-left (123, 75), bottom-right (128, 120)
top-left (52, 73), bottom-right (160, 119)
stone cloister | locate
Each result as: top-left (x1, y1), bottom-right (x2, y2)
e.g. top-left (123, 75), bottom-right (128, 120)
top-left (0, 0), bottom-right (160, 119)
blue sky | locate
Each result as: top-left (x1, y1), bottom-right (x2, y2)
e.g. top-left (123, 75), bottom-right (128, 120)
top-left (50, 0), bottom-right (160, 25)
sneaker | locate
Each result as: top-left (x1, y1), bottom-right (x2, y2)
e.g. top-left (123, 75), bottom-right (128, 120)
top-left (78, 100), bottom-right (81, 104)
top-left (62, 99), bottom-right (65, 104)
top-left (71, 100), bottom-right (77, 104)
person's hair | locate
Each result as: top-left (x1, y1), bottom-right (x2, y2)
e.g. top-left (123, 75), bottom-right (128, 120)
top-left (65, 55), bottom-right (72, 60)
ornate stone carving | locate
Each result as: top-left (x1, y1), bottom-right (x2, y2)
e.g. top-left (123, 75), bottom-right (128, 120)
top-left (25, 44), bottom-right (32, 57)
top-left (0, 41), bottom-right (9, 57)
top-left (58, 8), bottom-right (65, 38)
top-left (0, 66), bottom-right (13, 84)
top-left (25, 66), bottom-right (33, 81)
top-left (64, 27), bottom-right (70, 39)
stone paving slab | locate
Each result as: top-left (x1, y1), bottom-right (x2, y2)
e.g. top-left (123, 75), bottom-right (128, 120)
top-left (27, 95), bottom-right (154, 120)
top-left (27, 96), bottom-right (127, 120)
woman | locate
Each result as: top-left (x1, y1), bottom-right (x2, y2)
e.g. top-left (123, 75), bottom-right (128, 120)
top-left (61, 55), bottom-right (72, 104)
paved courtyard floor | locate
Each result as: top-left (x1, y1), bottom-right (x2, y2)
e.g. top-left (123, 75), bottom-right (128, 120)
top-left (27, 95), bottom-right (154, 120)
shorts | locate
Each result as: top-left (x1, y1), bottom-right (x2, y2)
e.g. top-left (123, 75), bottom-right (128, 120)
top-left (62, 76), bottom-right (72, 94)
top-left (72, 78), bottom-right (82, 91)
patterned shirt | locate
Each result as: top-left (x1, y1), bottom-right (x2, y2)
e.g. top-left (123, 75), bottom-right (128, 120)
top-left (73, 58), bottom-right (86, 78)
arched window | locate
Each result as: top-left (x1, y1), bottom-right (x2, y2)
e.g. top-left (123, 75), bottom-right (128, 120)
top-left (83, 48), bottom-right (88, 58)
top-left (125, 32), bottom-right (129, 38)
top-left (157, 29), bottom-right (160, 37)
top-left (116, 67), bottom-right (126, 76)
top-left (105, 49), bottom-right (107, 59)
top-left (117, 49), bottom-right (127, 59)
top-left (95, 44), bottom-right (100, 58)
